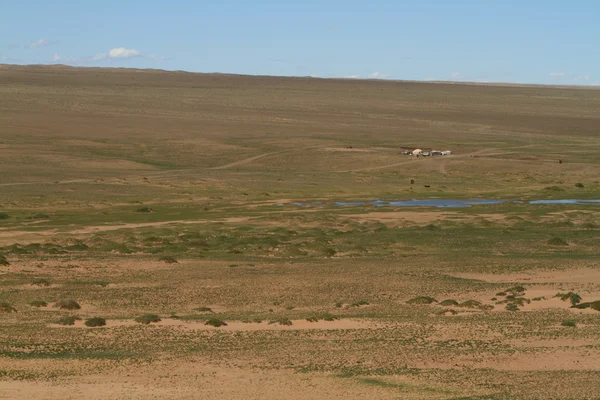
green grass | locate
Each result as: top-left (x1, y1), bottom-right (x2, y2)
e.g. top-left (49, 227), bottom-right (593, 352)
top-left (134, 313), bottom-right (162, 325)
top-left (205, 318), bottom-right (227, 327)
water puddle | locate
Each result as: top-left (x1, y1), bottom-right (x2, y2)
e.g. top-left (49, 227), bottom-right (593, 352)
top-left (279, 199), bottom-right (600, 208)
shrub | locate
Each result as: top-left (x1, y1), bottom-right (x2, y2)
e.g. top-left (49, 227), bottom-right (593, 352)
top-left (205, 318), bottom-right (227, 327)
top-left (351, 300), bottom-right (370, 307)
top-left (29, 300), bottom-right (47, 307)
top-left (29, 213), bottom-right (50, 219)
top-left (572, 301), bottom-right (600, 311)
top-left (322, 313), bottom-right (336, 322)
top-left (407, 297), bottom-right (437, 305)
top-left (458, 300), bottom-right (483, 308)
top-left (505, 285), bottom-right (526, 295)
top-left (0, 302), bottom-right (16, 313)
top-left (136, 207), bottom-right (154, 213)
top-left (56, 315), bottom-right (80, 325)
top-left (55, 300), bottom-right (81, 310)
top-left (285, 305), bottom-right (295, 310)
top-left (0, 255), bottom-right (9, 266)
top-left (495, 292), bottom-right (507, 296)
top-left (269, 318), bottom-right (292, 326)
top-left (547, 237), bottom-right (569, 246)
top-left (561, 320), bottom-right (577, 327)
top-left (85, 317), bottom-right (106, 327)
top-left (159, 256), bottom-right (178, 264)
top-left (31, 278), bottom-right (51, 286)
top-left (335, 302), bottom-right (343, 308)
top-left (135, 314), bottom-right (161, 325)
top-left (306, 316), bottom-right (319, 322)
top-left (440, 299), bottom-right (459, 306)
top-left (532, 297), bottom-right (545, 301)
top-left (0, 212), bottom-right (9, 220)
top-left (506, 303), bottom-right (519, 312)
top-left (574, 183), bottom-right (584, 188)
top-left (555, 292), bottom-right (582, 306)
top-left (194, 307), bottom-right (213, 313)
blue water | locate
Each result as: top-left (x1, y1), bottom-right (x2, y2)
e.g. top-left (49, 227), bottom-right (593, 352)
top-left (282, 199), bottom-right (600, 208)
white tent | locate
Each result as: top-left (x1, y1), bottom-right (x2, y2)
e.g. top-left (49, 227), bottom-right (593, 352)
top-left (412, 149), bottom-right (423, 156)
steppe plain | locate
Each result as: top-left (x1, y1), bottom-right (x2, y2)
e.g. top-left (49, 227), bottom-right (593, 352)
top-left (0, 64), bottom-right (600, 399)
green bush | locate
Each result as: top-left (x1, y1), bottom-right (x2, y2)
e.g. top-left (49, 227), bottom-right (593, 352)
top-left (159, 256), bottom-right (178, 264)
top-left (547, 237), bottom-right (569, 246)
top-left (55, 300), bottom-right (81, 310)
top-left (407, 296), bottom-right (437, 305)
top-left (574, 183), bottom-right (584, 188)
top-left (439, 299), bottom-right (459, 306)
top-left (0, 255), bottom-right (9, 266)
top-left (351, 300), bottom-right (370, 307)
top-left (269, 318), bottom-right (293, 326)
top-left (56, 316), bottom-right (80, 325)
top-left (505, 285), bottom-right (526, 295)
top-left (205, 318), bottom-right (227, 327)
top-left (561, 320), bottom-right (577, 327)
top-left (506, 303), bottom-right (519, 312)
top-left (85, 317), bottom-right (106, 327)
top-left (136, 207), bottom-right (154, 213)
top-left (0, 213), bottom-right (9, 220)
top-left (134, 314), bottom-right (161, 325)
top-left (335, 302), bottom-right (343, 308)
top-left (31, 278), bottom-right (51, 286)
top-left (555, 292), bottom-right (582, 306)
top-left (0, 302), bottom-right (16, 313)
top-left (572, 301), bottom-right (600, 311)
top-left (29, 300), bottom-right (48, 307)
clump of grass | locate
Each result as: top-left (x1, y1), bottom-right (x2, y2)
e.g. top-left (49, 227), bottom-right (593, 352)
top-left (495, 292), bottom-right (507, 296)
top-left (85, 317), bottom-right (106, 327)
top-left (572, 301), bottom-right (600, 311)
top-left (561, 320), bottom-right (577, 327)
top-left (505, 285), bottom-right (526, 296)
top-left (574, 183), bottom-right (584, 188)
top-left (285, 305), bottom-right (295, 310)
top-left (29, 300), bottom-right (47, 307)
top-left (457, 300), bottom-right (483, 309)
top-left (0, 302), bottom-right (16, 313)
top-left (506, 303), bottom-right (520, 312)
top-left (547, 237), bottom-right (569, 246)
top-left (351, 300), bottom-right (370, 307)
top-left (205, 318), bottom-right (227, 327)
top-left (407, 296), bottom-right (437, 305)
top-left (555, 292), bottom-right (582, 306)
top-left (581, 222), bottom-right (597, 229)
top-left (306, 316), bottom-right (319, 322)
top-left (532, 297), bottom-right (545, 301)
top-left (501, 296), bottom-right (530, 306)
top-left (194, 307), bottom-right (213, 313)
top-left (31, 278), bottom-right (51, 286)
top-left (439, 299), bottom-right (459, 306)
top-left (28, 213), bottom-right (50, 219)
top-left (55, 300), bottom-right (81, 310)
top-left (268, 318), bottom-right (293, 326)
top-left (55, 315), bottom-right (80, 325)
top-left (335, 302), bottom-right (343, 308)
top-left (135, 314), bottom-right (161, 325)
top-left (136, 207), bottom-right (154, 213)
top-left (0, 212), bottom-right (9, 220)
top-left (159, 256), bottom-right (178, 264)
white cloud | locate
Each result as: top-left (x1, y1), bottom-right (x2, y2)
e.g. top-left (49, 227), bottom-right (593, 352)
top-left (27, 39), bottom-right (51, 49)
top-left (549, 72), bottom-right (565, 77)
top-left (345, 75), bottom-right (361, 79)
top-left (369, 72), bottom-right (389, 79)
top-left (451, 72), bottom-right (462, 79)
top-left (108, 47), bottom-right (142, 59)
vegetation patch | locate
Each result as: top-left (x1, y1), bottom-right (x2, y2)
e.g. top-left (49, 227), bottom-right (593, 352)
top-left (0, 213), bottom-right (9, 220)
top-left (506, 303), bottom-right (520, 312)
top-left (572, 301), bottom-right (600, 311)
top-left (407, 296), bottom-right (437, 305)
top-left (269, 318), bottom-right (293, 326)
top-left (85, 317), bottom-right (106, 327)
top-left (194, 307), bottom-right (213, 313)
top-left (351, 300), bottom-right (370, 307)
top-left (547, 237), bottom-right (569, 246)
top-left (159, 256), bottom-right (178, 264)
top-left (555, 292), bottom-right (582, 306)
top-left (561, 320), bottom-right (577, 327)
top-left (29, 300), bottom-right (48, 307)
top-left (0, 302), bottom-right (16, 313)
top-left (55, 300), bottom-right (81, 310)
top-left (205, 318), bottom-right (227, 327)
top-left (439, 299), bottom-right (459, 306)
top-left (55, 316), bottom-right (80, 326)
top-left (134, 314), bottom-right (161, 325)
top-left (31, 278), bottom-right (51, 286)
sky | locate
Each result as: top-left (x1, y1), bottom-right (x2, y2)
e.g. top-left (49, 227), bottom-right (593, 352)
top-left (1, 0), bottom-right (598, 85)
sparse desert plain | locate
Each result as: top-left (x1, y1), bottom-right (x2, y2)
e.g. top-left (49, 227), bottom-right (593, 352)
top-left (1, 64), bottom-right (600, 399)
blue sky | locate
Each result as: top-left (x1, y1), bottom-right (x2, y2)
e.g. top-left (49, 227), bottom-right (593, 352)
top-left (1, 0), bottom-right (598, 85)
